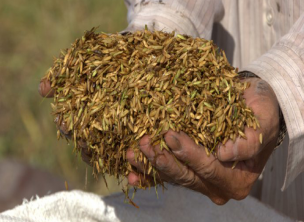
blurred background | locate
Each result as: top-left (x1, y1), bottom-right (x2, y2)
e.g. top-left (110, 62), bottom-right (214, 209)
top-left (0, 0), bottom-right (127, 212)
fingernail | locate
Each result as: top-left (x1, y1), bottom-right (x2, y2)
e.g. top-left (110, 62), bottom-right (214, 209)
top-left (170, 135), bottom-right (182, 151)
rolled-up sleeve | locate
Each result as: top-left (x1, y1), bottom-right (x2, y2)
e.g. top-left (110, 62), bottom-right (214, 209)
top-left (245, 14), bottom-right (304, 190)
top-left (123, 0), bottom-right (223, 39)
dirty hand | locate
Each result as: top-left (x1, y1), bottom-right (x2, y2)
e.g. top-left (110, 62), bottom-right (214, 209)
top-left (126, 78), bottom-right (280, 205)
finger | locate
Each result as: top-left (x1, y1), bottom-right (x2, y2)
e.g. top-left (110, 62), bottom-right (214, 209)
top-left (164, 130), bottom-right (216, 174)
top-left (143, 134), bottom-right (233, 204)
top-left (59, 121), bottom-right (72, 139)
top-left (126, 148), bottom-right (172, 183)
top-left (217, 126), bottom-right (262, 161)
top-left (217, 79), bottom-right (279, 162)
top-left (163, 130), bottom-right (233, 199)
top-left (81, 150), bottom-right (92, 166)
top-left (127, 172), bottom-right (155, 187)
top-left (164, 131), bottom-right (249, 200)
top-left (39, 78), bottom-right (54, 98)
top-left (138, 135), bottom-right (205, 191)
top-left (78, 140), bottom-right (92, 166)
top-left (126, 148), bottom-right (149, 174)
top-left (138, 135), bottom-right (179, 173)
top-left (54, 116), bottom-right (72, 139)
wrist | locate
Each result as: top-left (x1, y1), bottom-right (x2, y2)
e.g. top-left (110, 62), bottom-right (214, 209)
top-left (239, 71), bottom-right (287, 147)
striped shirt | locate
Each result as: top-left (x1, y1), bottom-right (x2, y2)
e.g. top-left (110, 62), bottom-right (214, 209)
top-left (124, 0), bottom-right (304, 220)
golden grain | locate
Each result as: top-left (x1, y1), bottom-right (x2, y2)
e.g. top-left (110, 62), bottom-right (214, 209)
top-left (44, 28), bottom-right (259, 195)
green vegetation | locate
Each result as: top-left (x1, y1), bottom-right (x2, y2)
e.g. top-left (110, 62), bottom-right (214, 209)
top-left (0, 0), bottom-right (127, 194)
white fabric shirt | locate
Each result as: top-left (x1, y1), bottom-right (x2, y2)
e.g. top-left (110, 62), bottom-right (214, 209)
top-left (124, 0), bottom-right (304, 219)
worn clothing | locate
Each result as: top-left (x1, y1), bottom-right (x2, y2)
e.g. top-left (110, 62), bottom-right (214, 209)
top-left (124, 0), bottom-right (304, 220)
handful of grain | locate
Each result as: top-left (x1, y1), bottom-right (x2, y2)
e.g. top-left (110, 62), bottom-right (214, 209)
top-left (44, 28), bottom-right (259, 191)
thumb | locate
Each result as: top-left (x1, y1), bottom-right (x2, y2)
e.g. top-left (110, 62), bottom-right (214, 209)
top-left (216, 126), bottom-right (263, 161)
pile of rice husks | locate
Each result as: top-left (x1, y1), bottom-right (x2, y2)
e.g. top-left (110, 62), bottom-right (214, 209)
top-left (43, 28), bottom-right (259, 192)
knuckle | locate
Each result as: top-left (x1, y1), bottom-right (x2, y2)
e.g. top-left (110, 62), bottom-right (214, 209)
top-left (200, 161), bottom-right (216, 180)
top-left (179, 168), bottom-right (193, 185)
top-left (173, 150), bottom-right (187, 162)
top-left (172, 145), bottom-right (193, 162)
top-left (138, 135), bottom-right (151, 147)
top-left (182, 175), bottom-right (199, 189)
top-left (164, 130), bottom-right (175, 140)
top-left (178, 169), bottom-right (203, 191)
top-left (155, 154), bottom-right (168, 170)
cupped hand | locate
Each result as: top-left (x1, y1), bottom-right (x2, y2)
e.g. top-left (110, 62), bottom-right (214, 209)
top-left (39, 78), bottom-right (91, 164)
top-left (127, 78), bottom-right (280, 204)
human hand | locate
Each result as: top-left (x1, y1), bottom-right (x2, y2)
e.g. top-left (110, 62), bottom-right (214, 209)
top-left (126, 78), bottom-right (280, 204)
top-left (39, 78), bottom-right (92, 164)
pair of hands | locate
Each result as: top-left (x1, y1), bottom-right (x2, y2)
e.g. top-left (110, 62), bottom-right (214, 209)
top-left (39, 77), bottom-right (280, 205)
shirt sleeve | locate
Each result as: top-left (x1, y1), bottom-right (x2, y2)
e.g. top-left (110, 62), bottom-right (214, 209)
top-left (244, 14), bottom-right (304, 190)
top-left (123, 0), bottom-right (224, 39)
